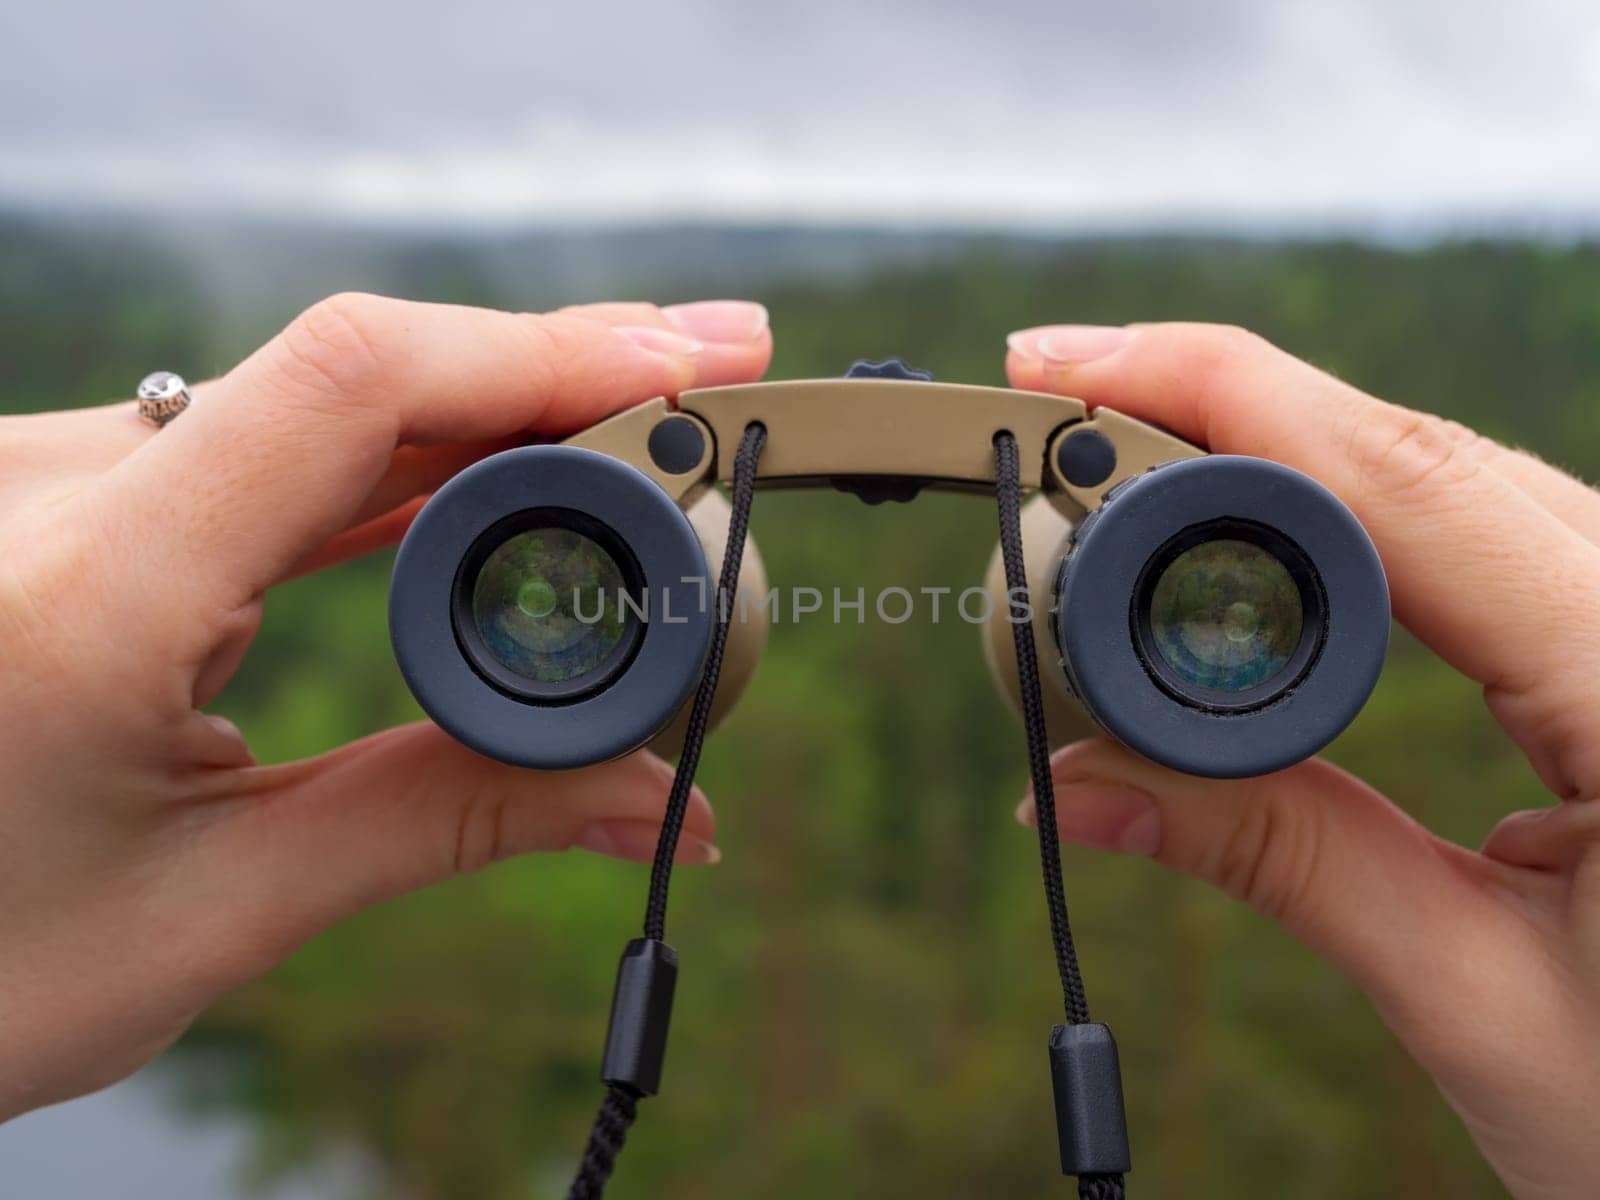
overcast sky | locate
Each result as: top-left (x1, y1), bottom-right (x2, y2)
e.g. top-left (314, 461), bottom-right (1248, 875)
top-left (3, 3), bottom-right (1600, 230)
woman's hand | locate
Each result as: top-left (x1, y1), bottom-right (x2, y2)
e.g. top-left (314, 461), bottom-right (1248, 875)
top-left (0, 293), bottom-right (772, 1120)
top-left (1008, 322), bottom-right (1600, 1200)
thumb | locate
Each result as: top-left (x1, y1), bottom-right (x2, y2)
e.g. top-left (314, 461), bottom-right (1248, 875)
top-left (1018, 738), bottom-right (1490, 1012)
top-left (183, 723), bottom-right (718, 971)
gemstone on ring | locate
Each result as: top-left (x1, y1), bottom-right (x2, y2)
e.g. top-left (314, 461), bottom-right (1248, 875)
top-left (137, 371), bottom-right (192, 427)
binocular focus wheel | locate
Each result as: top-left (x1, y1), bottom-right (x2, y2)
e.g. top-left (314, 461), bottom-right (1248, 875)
top-left (389, 445), bottom-right (715, 770)
top-left (1054, 455), bottom-right (1390, 778)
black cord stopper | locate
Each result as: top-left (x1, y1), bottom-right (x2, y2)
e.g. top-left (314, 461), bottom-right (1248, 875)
top-left (1049, 1022), bottom-right (1132, 1177)
top-left (600, 938), bottom-right (679, 1098)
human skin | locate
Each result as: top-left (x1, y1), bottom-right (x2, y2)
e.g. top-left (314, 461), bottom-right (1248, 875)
top-left (0, 294), bottom-right (771, 1120)
top-left (1008, 322), bottom-right (1600, 1200)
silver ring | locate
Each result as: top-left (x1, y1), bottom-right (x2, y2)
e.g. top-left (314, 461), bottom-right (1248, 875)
top-left (137, 371), bottom-right (193, 427)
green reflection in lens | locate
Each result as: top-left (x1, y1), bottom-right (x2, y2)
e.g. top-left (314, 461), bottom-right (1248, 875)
top-left (516, 578), bottom-right (558, 619)
top-left (471, 527), bottom-right (630, 684)
top-left (1148, 538), bottom-right (1304, 693)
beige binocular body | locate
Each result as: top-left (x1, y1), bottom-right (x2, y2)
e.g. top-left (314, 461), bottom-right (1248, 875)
top-left (563, 378), bottom-right (1204, 756)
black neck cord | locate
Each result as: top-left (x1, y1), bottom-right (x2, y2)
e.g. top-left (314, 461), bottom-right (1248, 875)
top-left (993, 432), bottom-right (1094, 1026)
top-left (567, 421), bottom-right (767, 1200)
top-left (994, 430), bottom-right (1129, 1199)
top-left (642, 419), bottom-right (767, 943)
top-left (567, 424), bottom-right (1129, 1198)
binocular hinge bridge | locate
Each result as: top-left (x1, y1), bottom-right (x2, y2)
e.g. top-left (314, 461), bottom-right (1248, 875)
top-left (562, 381), bottom-right (1200, 515)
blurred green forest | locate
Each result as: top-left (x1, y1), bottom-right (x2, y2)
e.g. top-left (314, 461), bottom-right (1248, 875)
top-left (7, 214), bottom-right (1597, 1198)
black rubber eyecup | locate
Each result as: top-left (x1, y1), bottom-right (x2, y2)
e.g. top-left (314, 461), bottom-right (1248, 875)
top-left (390, 445), bottom-right (712, 770)
top-left (1054, 456), bottom-right (1390, 778)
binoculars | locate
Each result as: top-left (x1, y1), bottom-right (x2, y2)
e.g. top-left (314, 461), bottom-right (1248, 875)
top-left (389, 361), bottom-right (1390, 779)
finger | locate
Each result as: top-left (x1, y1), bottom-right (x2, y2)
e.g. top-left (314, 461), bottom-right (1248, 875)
top-left (337, 437), bottom-right (523, 531)
top-left (18, 301), bottom-right (766, 487)
top-left (1008, 324), bottom-right (1600, 545)
top-left (309, 298), bottom-right (772, 539)
top-left (1008, 322), bottom-right (1600, 800)
top-left (3, 401), bottom-right (156, 469)
top-left (1017, 739), bottom-right (1530, 1028)
top-left (98, 295), bottom-right (772, 616)
top-left (1493, 447), bottom-right (1600, 543)
top-left (561, 298), bottom-right (772, 389)
top-left (288, 496), bottom-right (427, 578)
top-left (277, 302), bottom-right (778, 574)
top-left (1482, 802), bottom-right (1600, 873)
top-left (0, 398), bottom-right (199, 508)
top-left (183, 723), bottom-right (718, 970)
top-left (286, 300), bottom-right (769, 551)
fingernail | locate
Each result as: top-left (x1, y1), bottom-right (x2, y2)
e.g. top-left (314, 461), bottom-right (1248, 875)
top-left (616, 325), bottom-right (704, 360)
top-left (662, 300), bottom-right (769, 344)
top-left (1015, 784), bottom-right (1161, 856)
top-left (200, 714), bottom-right (255, 766)
top-left (1008, 325), bottom-right (1132, 365)
top-left (574, 820), bottom-right (722, 866)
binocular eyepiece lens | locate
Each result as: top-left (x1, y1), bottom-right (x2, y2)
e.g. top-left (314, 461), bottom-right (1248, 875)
top-left (1149, 539), bottom-right (1302, 692)
top-left (468, 524), bottom-right (634, 687)
top-left (1141, 526), bottom-right (1317, 704)
top-left (453, 509), bottom-right (647, 705)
